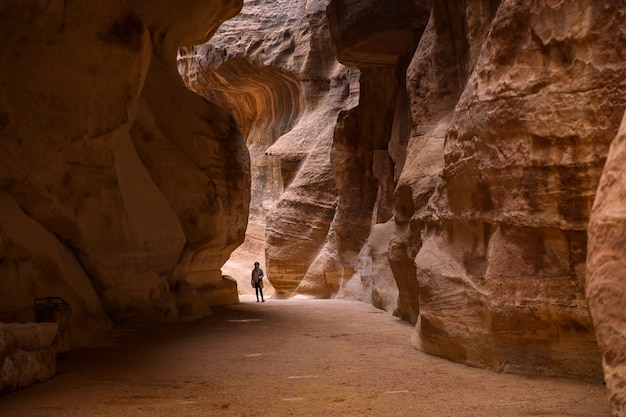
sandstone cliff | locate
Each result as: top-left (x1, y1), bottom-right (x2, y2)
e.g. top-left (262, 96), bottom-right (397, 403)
top-left (397, 0), bottom-right (626, 382)
top-left (179, 0), bottom-right (361, 298)
top-left (3, 0), bottom-right (626, 413)
top-left (0, 0), bottom-right (249, 346)
top-left (186, 0), bottom-right (626, 399)
top-left (588, 111), bottom-right (626, 414)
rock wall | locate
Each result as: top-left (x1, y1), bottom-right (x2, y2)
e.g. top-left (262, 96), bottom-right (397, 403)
top-left (179, 0), bottom-right (361, 297)
top-left (0, 0), bottom-right (249, 347)
top-left (3, 0), bottom-right (626, 411)
top-left (188, 0), bottom-right (626, 392)
top-left (397, 0), bottom-right (626, 381)
top-left (587, 112), bottom-right (626, 414)
top-left (324, 0), bottom-right (430, 309)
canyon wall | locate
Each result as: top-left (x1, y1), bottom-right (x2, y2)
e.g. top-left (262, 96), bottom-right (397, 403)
top-left (187, 0), bottom-right (626, 399)
top-left (179, 0), bottom-right (361, 297)
top-left (587, 112), bottom-right (626, 414)
top-left (2, 0), bottom-right (626, 412)
top-left (397, 0), bottom-right (626, 381)
top-left (0, 0), bottom-right (249, 346)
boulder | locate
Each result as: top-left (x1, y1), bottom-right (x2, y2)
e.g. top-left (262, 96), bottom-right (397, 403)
top-left (0, 322), bottom-right (58, 394)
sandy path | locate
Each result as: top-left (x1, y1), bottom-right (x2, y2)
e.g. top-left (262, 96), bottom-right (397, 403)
top-left (0, 296), bottom-right (610, 416)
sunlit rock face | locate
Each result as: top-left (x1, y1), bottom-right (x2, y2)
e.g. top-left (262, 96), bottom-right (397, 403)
top-left (0, 0), bottom-right (248, 346)
top-left (587, 112), bottom-right (626, 415)
top-left (182, 0), bottom-right (430, 309)
top-left (179, 0), bottom-right (361, 298)
top-left (180, 0), bottom-right (626, 392)
top-left (395, 0), bottom-right (626, 381)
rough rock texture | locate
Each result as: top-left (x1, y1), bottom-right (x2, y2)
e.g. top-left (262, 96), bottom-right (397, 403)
top-left (325, 0), bottom-right (626, 384)
top-left (0, 0), bottom-right (248, 347)
top-left (393, 0), bottom-right (626, 380)
top-left (587, 111), bottom-right (626, 415)
top-left (179, 0), bottom-right (361, 298)
top-left (0, 322), bottom-right (58, 394)
top-left (3, 0), bottom-right (626, 410)
top-left (181, 0), bottom-right (430, 311)
top-left (324, 0), bottom-right (430, 309)
top-left (187, 0), bottom-right (626, 390)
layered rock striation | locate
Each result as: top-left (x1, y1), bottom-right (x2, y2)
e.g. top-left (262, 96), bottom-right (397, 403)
top-left (397, 0), bottom-right (626, 381)
top-left (179, 0), bottom-right (361, 297)
top-left (189, 0), bottom-right (626, 395)
top-left (3, 0), bottom-right (626, 412)
top-left (587, 111), bottom-right (626, 414)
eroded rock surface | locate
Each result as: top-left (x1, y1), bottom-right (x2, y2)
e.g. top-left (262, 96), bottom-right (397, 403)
top-left (587, 111), bottom-right (626, 415)
top-left (179, 0), bottom-right (361, 298)
top-left (188, 0), bottom-right (626, 393)
top-left (3, 0), bottom-right (626, 410)
top-left (397, 0), bottom-right (626, 381)
top-left (0, 322), bottom-right (58, 394)
top-left (0, 0), bottom-right (248, 347)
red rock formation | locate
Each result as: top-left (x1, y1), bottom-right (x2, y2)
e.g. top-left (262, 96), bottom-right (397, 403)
top-left (3, 0), bottom-right (626, 409)
top-left (324, 0), bottom-right (430, 310)
top-left (587, 112), bottom-right (626, 415)
top-left (0, 0), bottom-right (248, 346)
top-left (188, 0), bottom-right (626, 393)
top-left (180, 0), bottom-right (361, 298)
top-left (398, 0), bottom-right (626, 380)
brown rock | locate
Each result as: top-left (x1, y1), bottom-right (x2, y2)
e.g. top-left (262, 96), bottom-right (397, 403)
top-left (189, 0), bottom-right (619, 388)
top-left (4, 0), bottom-right (626, 407)
top-left (401, 0), bottom-right (626, 380)
top-left (587, 111), bottom-right (626, 415)
top-left (0, 328), bottom-right (18, 359)
top-left (180, 0), bottom-right (360, 298)
top-left (327, 0), bottom-right (429, 66)
top-left (2, 322), bottom-right (58, 352)
top-left (0, 323), bottom-right (58, 394)
top-left (0, 191), bottom-right (110, 347)
top-left (319, 0), bottom-right (429, 306)
top-left (0, 0), bottom-right (248, 345)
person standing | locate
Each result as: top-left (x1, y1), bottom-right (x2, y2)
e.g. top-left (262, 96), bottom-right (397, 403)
top-left (251, 262), bottom-right (265, 302)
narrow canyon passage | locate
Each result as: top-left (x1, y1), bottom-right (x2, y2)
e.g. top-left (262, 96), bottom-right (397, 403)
top-left (0, 298), bottom-right (609, 417)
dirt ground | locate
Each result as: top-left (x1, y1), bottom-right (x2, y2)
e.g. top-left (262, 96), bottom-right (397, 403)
top-left (0, 296), bottom-right (610, 417)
